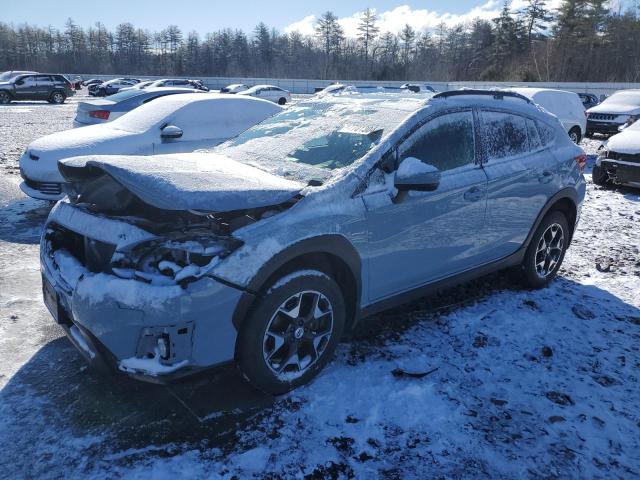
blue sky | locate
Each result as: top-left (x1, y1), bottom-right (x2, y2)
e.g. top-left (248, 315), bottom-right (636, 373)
top-left (2, 1), bottom-right (556, 35)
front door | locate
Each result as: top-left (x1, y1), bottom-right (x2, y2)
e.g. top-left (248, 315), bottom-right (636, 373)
top-left (363, 110), bottom-right (489, 302)
top-left (13, 75), bottom-right (38, 100)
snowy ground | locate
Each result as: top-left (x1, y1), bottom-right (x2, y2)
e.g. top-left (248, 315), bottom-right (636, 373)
top-left (1, 97), bottom-right (639, 479)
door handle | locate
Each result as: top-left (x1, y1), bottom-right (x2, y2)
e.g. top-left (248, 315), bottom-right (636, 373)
top-left (538, 170), bottom-right (554, 183)
top-left (463, 186), bottom-right (483, 202)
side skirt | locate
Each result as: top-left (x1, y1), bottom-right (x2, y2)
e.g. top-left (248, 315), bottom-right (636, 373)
top-left (358, 248), bottom-right (525, 320)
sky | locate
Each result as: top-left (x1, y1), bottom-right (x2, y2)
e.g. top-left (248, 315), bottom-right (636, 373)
top-left (3, 0), bottom-right (568, 36)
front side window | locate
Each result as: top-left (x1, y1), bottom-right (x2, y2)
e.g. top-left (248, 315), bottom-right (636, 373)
top-left (482, 111), bottom-right (528, 160)
top-left (398, 111), bottom-right (476, 172)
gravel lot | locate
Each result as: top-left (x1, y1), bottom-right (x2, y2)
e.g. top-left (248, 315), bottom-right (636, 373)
top-left (0, 95), bottom-right (639, 479)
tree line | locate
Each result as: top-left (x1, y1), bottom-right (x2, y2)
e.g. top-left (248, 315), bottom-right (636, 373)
top-left (1, 1), bottom-right (640, 82)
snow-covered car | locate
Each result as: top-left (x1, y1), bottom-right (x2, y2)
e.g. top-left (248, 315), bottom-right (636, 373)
top-left (146, 79), bottom-right (209, 91)
top-left (220, 83), bottom-right (249, 94)
top-left (238, 84), bottom-right (291, 104)
top-left (19, 94), bottom-right (282, 200)
top-left (40, 89), bottom-right (586, 394)
top-left (586, 89), bottom-right (640, 136)
top-left (118, 80), bottom-right (154, 92)
top-left (90, 78), bottom-right (140, 97)
top-left (508, 88), bottom-right (586, 143)
top-left (73, 87), bottom-right (203, 127)
top-left (593, 120), bottom-right (640, 188)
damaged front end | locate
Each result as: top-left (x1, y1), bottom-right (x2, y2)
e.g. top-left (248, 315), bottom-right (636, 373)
top-left (41, 155), bottom-right (302, 381)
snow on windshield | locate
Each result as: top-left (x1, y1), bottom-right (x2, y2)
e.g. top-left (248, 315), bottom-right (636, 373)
top-left (216, 97), bottom-right (421, 182)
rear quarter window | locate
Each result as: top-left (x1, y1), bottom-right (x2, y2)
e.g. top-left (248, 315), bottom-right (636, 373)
top-left (482, 111), bottom-right (529, 160)
top-left (536, 120), bottom-right (556, 146)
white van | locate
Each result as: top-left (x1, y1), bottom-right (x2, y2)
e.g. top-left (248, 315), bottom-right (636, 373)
top-left (507, 88), bottom-right (587, 143)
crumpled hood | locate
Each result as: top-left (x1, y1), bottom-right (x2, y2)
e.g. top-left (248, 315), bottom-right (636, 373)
top-left (59, 152), bottom-right (305, 212)
top-left (605, 128), bottom-right (640, 154)
top-left (29, 124), bottom-right (136, 157)
top-left (588, 102), bottom-right (640, 115)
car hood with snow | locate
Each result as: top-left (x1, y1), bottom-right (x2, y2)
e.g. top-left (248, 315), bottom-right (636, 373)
top-left (59, 152), bottom-right (306, 212)
top-left (587, 91), bottom-right (640, 115)
top-left (603, 123), bottom-right (640, 154)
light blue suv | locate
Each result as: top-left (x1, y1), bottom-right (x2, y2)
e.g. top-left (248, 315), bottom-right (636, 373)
top-left (41, 90), bottom-right (586, 394)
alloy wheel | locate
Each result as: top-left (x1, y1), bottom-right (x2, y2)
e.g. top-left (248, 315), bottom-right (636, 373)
top-left (0, 92), bottom-right (9, 104)
top-left (535, 223), bottom-right (565, 278)
top-left (52, 93), bottom-right (64, 104)
top-left (263, 290), bottom-right (334, 380)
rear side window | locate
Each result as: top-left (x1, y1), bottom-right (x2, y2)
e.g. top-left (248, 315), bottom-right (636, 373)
top-left (482, 111), bottom-right (528, 160)
top-left (399, 111), bottom-right (475, 172)
top-left (526, 119), bottom-right (542, 150)
top-left (536, 120), bottom-right (556, 146)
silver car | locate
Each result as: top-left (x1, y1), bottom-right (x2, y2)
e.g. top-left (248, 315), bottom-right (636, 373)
top-left (41, 90), bottom-right (586, 394)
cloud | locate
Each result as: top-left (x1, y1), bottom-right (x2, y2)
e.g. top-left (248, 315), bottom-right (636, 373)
top-left (284, 1), bottom-right (563, 37)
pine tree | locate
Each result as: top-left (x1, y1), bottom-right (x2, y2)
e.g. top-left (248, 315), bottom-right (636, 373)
top-left (357, 8), bottom-right (379, 77)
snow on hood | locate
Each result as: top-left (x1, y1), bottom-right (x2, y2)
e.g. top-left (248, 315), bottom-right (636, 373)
top-left (605, 126), bottom-right (640, 153)
top-left (587, 102), bottom-right (640, 115)
top-left (28, 124), bottom-right (136, 157)
top-left (59, 152), bottom-right (306, 212)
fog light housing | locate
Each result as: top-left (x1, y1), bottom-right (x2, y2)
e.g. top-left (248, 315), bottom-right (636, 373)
top-left (157, 335), bottom-right (170, 360)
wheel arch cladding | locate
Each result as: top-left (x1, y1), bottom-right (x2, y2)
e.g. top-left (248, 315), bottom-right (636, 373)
top-left (526, 188), bottom-right (578, 248)
top-left (232, 234), bottom-right (362, 334)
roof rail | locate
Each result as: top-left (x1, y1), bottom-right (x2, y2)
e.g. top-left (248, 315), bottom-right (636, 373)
top-left (432, 89), bottom-right (532, 104)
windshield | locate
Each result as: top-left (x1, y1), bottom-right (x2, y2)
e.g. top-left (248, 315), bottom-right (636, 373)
top-left (604, 91), bottom-right (640, 105)
top-left (216, 98), bottom-right (418, 182)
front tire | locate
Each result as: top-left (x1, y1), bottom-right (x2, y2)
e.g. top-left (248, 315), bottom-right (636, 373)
top-left (50, 91), bottom-right (66, 104)
top-left (0, 91), bottom-right (11, 104)
top-left (592, 164), bottom-right (609, 186)
top-left (519, 211), bottom-right (569, 289)
top-left (236, 270), bottom-right (345, 395)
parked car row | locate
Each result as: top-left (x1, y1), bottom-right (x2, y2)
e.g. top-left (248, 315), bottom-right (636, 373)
top-left (37, 88), bottom-right (586, 393)
top-left (87, 78), bottom-right (209, 97)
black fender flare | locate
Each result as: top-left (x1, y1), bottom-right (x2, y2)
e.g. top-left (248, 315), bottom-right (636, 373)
top-left (231, 234), bottom-right (362, 331)
top-left (523, 187), bottom-right (579, 250)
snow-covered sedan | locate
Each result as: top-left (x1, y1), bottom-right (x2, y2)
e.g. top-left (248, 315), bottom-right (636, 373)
top-left (220, 83), bottom-right (249, 94)
top-left (19, 94), bottom-right (282, 200)
top-left (586, 89), bottom-right (640, 136)
top-left (73, 87), bottom-right (202, 127)
top-left (593, 119), bottom-right (640, 189)
top-left (238, 84), bottom-right (291, 104)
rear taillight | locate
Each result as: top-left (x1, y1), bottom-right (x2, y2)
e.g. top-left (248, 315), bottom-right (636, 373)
top-left (575, 153), bottom-right (587, 171)
top-left (88, 110), bottom-right (110, 120)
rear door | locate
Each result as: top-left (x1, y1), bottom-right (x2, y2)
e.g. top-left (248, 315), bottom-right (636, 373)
top-left (35, 75), bottom-right (54, 99)
top-left (480, 110), bottom-right (559, 260)
top-left (363, 110), bottom-right (489, 301)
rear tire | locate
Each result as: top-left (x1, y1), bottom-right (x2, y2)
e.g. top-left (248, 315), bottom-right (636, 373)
top-left (278, 97), bottom-right (287, 105)
top-left (236, 270), bottom-right (345, 395)
top-left (50, 91), bottom-right (66, 104)
top-left (569, 127), bottom-right (581, 144)
top-left (518, 211), bottom-right (569, 289)
top-left (592, 164), bottom-right (609, 186)
top-left (0, 91), bottom-right (11, 104)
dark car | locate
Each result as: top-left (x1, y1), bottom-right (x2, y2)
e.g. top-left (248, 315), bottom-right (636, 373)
top-left (579, 93), bottom-right (599, 110)
top-left (83, 78), bottom-right (103, 87)
top-left (90, 78), bottom-right (142, 97)
top-left (0, 73), bottom-right (74, 104)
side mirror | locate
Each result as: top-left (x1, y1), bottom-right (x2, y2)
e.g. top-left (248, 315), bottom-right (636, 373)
top-left (161, 125), bottom-right (183, 139)
top-left (394, 157), bottom-right (441, 192)
top-left (15, 80), bottom-right (23, 86)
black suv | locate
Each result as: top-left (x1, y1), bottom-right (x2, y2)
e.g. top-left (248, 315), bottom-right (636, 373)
top-left (0, 73), bottom-right (75, 104)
